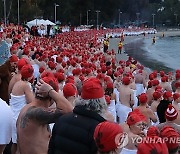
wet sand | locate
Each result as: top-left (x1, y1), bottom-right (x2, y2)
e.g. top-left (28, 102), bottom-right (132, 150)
top-left (109, 30), bottom-right (180, 72)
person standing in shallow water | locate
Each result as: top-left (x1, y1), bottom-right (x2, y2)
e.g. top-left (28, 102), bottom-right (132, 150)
top-left (152, 36), bottom-right (156, 44)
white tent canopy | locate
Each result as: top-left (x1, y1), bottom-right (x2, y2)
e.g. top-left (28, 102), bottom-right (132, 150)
top-left (26, 19), bottom-right (55, 28)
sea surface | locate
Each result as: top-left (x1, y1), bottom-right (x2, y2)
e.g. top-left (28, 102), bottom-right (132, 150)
top-left (124, 36), bottom-right (180, 73)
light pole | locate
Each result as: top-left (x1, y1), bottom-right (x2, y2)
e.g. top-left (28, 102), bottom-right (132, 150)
top-left (152, 13), bottom-right (155, 27)
top-left (87, 10), bottom-right (90, 26)
top-left (96, 10), bottom-right (100, 30)
top-left (3, 0), bottom-right (6, 26)
top-left (174, 13), bottom-right (178, 26)
top-left (80, 13), bottom-right (82, 25)
top-left (118, 9), bottom-right (122, 27)
top-left (136, 12), bottom-right (140, 26)
top-left (18, 0), bottom-right (20, 25)
top-left (54, 3), bottom-right (59, 24)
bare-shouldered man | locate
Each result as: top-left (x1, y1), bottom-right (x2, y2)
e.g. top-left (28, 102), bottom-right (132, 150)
top-left (17, 78), bottom-right (73, 154)
top-left (117, 77), bottom-right (134, 123)
top-left (134, 70), bottom-right (146, 96)
top-left (146, 79), bottom-right (159, 105)
top-left (160, 76), bottom-right (172, 92)
top-left (134, 93), bottom-right (157, 126)
top-left (151, 91), bottom-right (162, 113)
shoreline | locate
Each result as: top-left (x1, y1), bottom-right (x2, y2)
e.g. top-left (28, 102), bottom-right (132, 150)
top-left (109, 30), bottom-right (180, 73)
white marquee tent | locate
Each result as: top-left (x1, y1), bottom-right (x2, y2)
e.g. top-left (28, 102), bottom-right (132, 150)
top-left (26, 19), bottom-right (55, 28)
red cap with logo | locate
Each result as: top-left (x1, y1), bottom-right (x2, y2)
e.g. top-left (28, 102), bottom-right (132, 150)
top-left (94, 121), bottom-right (123, 152)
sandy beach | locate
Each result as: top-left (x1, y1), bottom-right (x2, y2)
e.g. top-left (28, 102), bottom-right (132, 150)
top-left (109, 29), bottom-right (180, 72)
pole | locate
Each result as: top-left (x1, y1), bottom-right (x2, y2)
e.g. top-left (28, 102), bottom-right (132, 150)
top-left (80, 13), bottom-right (82, 26)
top-left (54, 4), bottom-right (59, 24)
top-left (55, 3), bottom-right (56, 24)
top-left (18, 0), bottom-right (20, 25)
top-left (174, 14), bottom-right (178, 26)
top-left (3, 0), bottom-right (6, 26)
top-left (96, 10), bottom-right (100, 30)
top-left (87, 10), bottom-right (90, 26)
top-left (136, 12), bottom-right (140, 26)
top-left (35, 0), bottom-right (37, 26)
top-left (118, 9), bottom-right (122, 27)
top-left (152, 14), bottom-right (155, 27)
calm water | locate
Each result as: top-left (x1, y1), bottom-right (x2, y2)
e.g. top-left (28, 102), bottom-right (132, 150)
top-left (124, 36), bottom-right (180, 72)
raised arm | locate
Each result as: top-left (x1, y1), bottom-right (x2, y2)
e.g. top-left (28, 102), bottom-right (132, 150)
top-left (36, 79), bottom-right (73, 113)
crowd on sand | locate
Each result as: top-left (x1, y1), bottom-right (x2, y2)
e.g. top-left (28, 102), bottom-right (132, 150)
top-left (0, 23), bottom-right (179, 154)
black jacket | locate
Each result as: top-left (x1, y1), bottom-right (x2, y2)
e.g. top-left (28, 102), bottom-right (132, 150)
top-left (157, 99), bottom-right (171, 123)
top-left (48, 105), bottom-right (106, 154)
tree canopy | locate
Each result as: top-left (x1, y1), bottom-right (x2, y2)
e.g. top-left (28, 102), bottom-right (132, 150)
top-left (0, 0), bottom-right (180, 26)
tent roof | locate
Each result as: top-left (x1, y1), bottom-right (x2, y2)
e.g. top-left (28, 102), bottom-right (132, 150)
top-left (26, 19), bottom-right (55, 28)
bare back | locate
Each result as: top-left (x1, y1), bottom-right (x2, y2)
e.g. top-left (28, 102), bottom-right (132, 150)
top-left (135, 74), bottom-right (143, 84)
top-left (146, 88), bottom-right (155, 105)
top-left (8, 73), bottom-right (21, 95)
top-left (135, 106), bottom-right (157, 126)
top-left (119, 85), bottom-right (134, 107)
top-left (11, 80), bottom-right (34, 104)
top-left (151, 100), bottom-right (160, 112)
top-left (17, 104), bottom-right (51, 154)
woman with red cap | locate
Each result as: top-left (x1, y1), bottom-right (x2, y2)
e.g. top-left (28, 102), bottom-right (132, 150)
top-left (9, 64), bottom-right (34, 154)
top-left (8, 58), bottom-right (29, 96)
top-left (0, 54), bottom-right (18, 103)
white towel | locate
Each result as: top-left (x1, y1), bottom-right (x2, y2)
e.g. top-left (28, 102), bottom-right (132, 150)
top-left (120, 148), bottom-right (137, 154)
top-left (114, 88), bottom-right (120, 104)
top-left (0, 98), bottom-right (13, 144)
top-left (32, 64), bottom-right (40, 79)
top-left (107, 100), bottom-right (117, 122)
top-left (9, 94), bottom-right (27, 143)
top-left (116, 103), bottom-right (132, 124)
top-left (136, 83), bottom-right (145, 96)
top-left (133, 90), bottom-right (138, 107)
top-left (152, 112), bottom-right (159, 126)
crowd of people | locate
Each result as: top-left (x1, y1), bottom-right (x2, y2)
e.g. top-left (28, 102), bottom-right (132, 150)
top-left (0, 23), bottom-right (179, 154)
